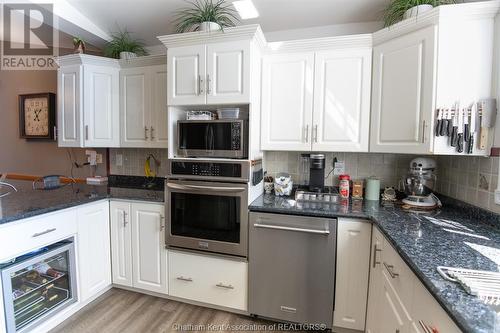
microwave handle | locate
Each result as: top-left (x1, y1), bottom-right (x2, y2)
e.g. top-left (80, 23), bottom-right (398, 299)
top-left (167, 182), bottom-right (246, 193)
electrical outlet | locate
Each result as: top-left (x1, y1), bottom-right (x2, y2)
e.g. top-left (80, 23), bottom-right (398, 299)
top-left (96, 154), bottom-right (103, 164)
top-left (116, 154), bottom-right (123, 166)
top-left (85, 150), bottom-right (97, 166)
top-left (333, 161), bottom-right (345, 176)
top-left (495, 189), bottom-right (500, 205)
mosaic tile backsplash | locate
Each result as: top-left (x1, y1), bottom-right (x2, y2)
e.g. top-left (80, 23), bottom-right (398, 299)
top-left (109, 148), bottom-right (168, 177)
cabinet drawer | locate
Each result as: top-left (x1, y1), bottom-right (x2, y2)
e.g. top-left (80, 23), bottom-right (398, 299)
top-left (382, 238), bottom-right (415, 313)
top-left (0, 209), bottom-right (78, 261)
top-left (168, 251), bottom-right (247, 311)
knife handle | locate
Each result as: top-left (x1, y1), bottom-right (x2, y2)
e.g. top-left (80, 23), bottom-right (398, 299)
top-left (464, 124), bottom-right (469, 143)
top-left (447, 120), bottom-right (453, 136)
top-left (450, 127), bottom-right (458, 147)
top-left (435, 119), bottom-right (441, 137)
top-left (479, 127), bottom-right (489, 150)
top-left (457, 133), bottom-right (464, 153)
top-left (440, 119), bottom-right (447, 136)
top-left (467, 134), bottom-right (474, 154)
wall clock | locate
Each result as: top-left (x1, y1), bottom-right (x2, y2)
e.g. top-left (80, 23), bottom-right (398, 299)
top-left (19, 93), bottom-right (56, 140)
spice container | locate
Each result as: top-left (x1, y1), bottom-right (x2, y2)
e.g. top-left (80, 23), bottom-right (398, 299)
top-left (352, 179), bottom-right (364, 199)
top-left (339, 175), bottom-right (350, 199)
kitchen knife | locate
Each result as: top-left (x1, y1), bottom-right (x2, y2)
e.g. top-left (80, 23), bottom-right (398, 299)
top-left (479, 99), bottom-right (497, 150)
top-left (440, 109), bottom-right (448, 136)
top-left (446, 108), bottom-right (453, 136)
top-left (464, 105), bottom-right (470, 143)
top-left (456, 108), bottom-right (464, 153)
top-left (468, 102), bottom-right (476, 154)
top-left (435, 108), bottom-right (442, 137)
top-left (450, 103), bottom-right (459, 147)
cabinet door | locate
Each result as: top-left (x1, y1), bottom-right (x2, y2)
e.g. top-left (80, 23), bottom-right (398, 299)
top-left (150, 65), bottom-right (168, 148)
top-left (57, 65), bottom-right (83, 147)
top-left (167, 45), bottom-right (206, 105)
top-left (110, 201), bottom-right (133, 287)
top-left (333, 219), bottom-right (371, 331)
top-left (206, 41), bottom-right (250, 104)
top-left (378, 269), bottom-right (411, 333)
top-left (77, 201), bottom-right (111, 302)
top-left (120, 67), bottom-right (150, 147)
top-left (366, 228), bottom-right (383, 333)
top-left (312, 49), bottom-right (371, 152)
top-left (261, 53), bottom-right (314, 151)
top-left (370, 26), bottom-right (436, 154)
top-left (131, 203), bottom-right (167, 294)
top-left (83, 65), bottom-right (120, 147)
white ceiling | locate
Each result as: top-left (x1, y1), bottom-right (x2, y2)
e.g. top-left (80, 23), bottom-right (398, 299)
top-left (66, 0), bottom-right (390, 46)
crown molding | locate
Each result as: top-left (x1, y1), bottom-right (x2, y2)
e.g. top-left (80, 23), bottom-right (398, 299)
top-left (264, 34), bottom-right (372, 54)
top-left (373, 0), bottom-right (500, 45)
top-left (157, 24), bottom-right (267, 49)
top-left (119, 55), bottom-right (166, 68)
top-left (56, 54), bottom-right (120, 68)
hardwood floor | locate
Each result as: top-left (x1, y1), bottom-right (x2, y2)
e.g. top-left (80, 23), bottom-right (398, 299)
top-left (50, 288), bottom-right (287, 333)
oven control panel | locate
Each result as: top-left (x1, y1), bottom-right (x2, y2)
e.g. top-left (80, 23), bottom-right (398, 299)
top-left (171, 161), bottom-right (242, 178)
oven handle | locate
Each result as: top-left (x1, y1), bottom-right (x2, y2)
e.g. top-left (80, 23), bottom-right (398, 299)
top-left (167, 182), bottom-right (246, 193)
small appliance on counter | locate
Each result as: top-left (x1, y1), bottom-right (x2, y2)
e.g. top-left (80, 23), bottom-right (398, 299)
top-left (309, 154), bottom-right (325, 192)
top-left (401, 157), bottom-right (441, 209)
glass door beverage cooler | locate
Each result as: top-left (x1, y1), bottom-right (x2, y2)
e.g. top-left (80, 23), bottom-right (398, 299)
top-left (1, 240), bottom-right (77, 332)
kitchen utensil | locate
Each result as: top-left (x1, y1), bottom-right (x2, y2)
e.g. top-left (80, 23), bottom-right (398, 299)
top-left (401, 157), bottom-right (440, 208)
top-left (446, 108), bottom-right (453, 136)
top-left (468, 102), bottom-right (477, 154)
top-left (457, 108), bottom-right (464, 153)
top-left (479, 99), bottom-right (497, 150)
top-left (464, 105), bottom-right (470, 143)
top-left (450, 103), bottom-right (459, 147)
top-left (440, 108), bottom-right (448, 136)
top-left (435, 108), bottom-right (442, 137)
top-left (365, 177), bottom-right (380, 201)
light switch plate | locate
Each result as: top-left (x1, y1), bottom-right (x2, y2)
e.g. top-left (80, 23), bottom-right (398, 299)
top-left (116, 154), bottom-right (123, 166)
top-left (495, 189), bottom-right (500, 205)
top-left (333, 161), bottom-right (345, 176)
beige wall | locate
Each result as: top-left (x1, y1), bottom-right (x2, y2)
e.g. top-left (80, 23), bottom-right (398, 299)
top-left (0, 35), bottom-right (106, 178)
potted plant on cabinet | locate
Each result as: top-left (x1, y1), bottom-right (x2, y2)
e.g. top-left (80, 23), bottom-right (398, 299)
top-left (73, 37), bottom-right (85, 54)
top-left (383, 0), bottom-right (455, 27)
top-left (104, 29), bottom-right (148, 59)
top-left (174, 0), bottom-right (240, 33)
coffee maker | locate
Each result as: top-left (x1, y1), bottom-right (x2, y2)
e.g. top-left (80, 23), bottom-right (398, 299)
top-left (309, 154), bottom-right (325, 192)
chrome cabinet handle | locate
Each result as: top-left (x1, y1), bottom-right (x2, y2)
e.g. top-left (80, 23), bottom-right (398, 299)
top-left (176, 276), bottom-right (193, 282)
top-left (198, 75), bottom-right (204, 95)
top-left (206, 74), bottom-right (211, 94)
top-left (32, 228), bottom-right (56, 238)
top-left (422, 120), bottom-right (426, 143)
top-left (314, 125), bottom-right (318, 143)
top-left (418, 320), bottom-right (433, 333)
top-left (85, 125), bottom-right (89, 140)
top-left (53, 126), bottom-right (57, 141)
top-left (372, 245), bottom-right (382, 268)
top-left (253, 223), bottom-right (329, 235)
top-left (384, 262), bottom-right (399, 278)
top-left (122, 211), bottom-right (128, 227)
top-left (304, 125), bottom-right (309, 143)
top-left (150, 126), bottom-right (154, 140)
top-left (216, 282), bottom-right (234, 289)
top-left (144, 126), bottom-right (149, 140)
top-left (160, 215), bottom-right (165, 231)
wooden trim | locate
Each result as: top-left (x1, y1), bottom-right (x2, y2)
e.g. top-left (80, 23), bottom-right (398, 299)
top-left (2, 173), bottom-right (86, 184)
top-left (490, 147), bottom-right (500, 157)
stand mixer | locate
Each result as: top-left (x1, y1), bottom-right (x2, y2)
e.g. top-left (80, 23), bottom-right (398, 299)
top-left (401, 157), bottom-right (442, 208)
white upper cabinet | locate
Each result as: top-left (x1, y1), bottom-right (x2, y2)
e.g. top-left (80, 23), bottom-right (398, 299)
top-left (260, 34), bottom-right (372, 152)
top-left (56, 55), bottom-right (120, 148)
top-left (370, 2), bottom-right (498, 156)
top-left (159, 25), bottom-right (265, 106)
top-left (206, 41), bottom-right (250, 104)
top-left (370, 26), bottom-right (436, 154)
top-left (120, 57), bottom-right (168, 148)
top-left (261, 53), bottom-right (314, 151)
top-left (313, 49), bottom-right (371, 152)
top-left (168, 45), bottom-right (206, 105)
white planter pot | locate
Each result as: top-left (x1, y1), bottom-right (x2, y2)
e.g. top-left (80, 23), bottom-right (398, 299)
top-left (119, 51), bottom-right (137, 60)
top-left (198, 21), bottom-right (221, 32)
top-left (403, 4), bottom-right (433, 19)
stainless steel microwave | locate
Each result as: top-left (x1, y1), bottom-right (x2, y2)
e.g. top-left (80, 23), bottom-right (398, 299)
top-left (177, 120), bottom-right (248, 159)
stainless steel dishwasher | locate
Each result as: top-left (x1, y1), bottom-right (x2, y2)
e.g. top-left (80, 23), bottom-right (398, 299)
top-left (249, 212), bottom-right (336, 328)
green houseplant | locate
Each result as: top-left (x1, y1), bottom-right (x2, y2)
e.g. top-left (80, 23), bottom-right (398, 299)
top-left (104, 29), bottom-right (148, 59)
top-left (383, 0), bottom-right (455, 27)
top-left (174, 0), bottom-right (240, 33)
top-left (72, 37), bottom-right (85, 54)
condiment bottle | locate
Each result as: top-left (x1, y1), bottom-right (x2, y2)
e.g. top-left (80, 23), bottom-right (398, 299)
top-left (339, 175), bottom-right (350, 199)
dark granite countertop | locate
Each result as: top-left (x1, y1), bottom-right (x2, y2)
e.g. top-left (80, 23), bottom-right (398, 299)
top-left (249, 194), bottom-right (500, 333)
top-left (0, 177), bottom-right (164, 225)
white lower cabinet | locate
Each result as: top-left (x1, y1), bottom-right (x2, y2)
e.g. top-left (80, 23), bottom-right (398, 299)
top-left (366, 227), bottom-right (461, 333)
top-left (76, 201), bottom-right (112, 302)
top-left (169, 250), bottom-right (248, 311)
top-left (333, 218), bottom-right (371, 331)
top-left (110, 201), bottom-right (167, 294)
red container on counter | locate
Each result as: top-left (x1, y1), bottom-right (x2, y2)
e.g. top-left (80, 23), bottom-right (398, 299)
top-left (339, 174), bottom-right (350, 199)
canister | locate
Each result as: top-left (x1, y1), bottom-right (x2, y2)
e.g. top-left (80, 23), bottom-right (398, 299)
top-left (365, 176), bottom-right (380, 201)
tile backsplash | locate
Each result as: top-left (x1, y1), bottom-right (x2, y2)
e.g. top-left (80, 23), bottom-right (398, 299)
top-left (264, 151), bottom-right (500, 214)
top-left (109, 148), bottom-right (168, 177)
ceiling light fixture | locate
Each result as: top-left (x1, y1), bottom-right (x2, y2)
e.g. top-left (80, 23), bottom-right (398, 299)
top-left (232, 0), bottom-right (259, 19)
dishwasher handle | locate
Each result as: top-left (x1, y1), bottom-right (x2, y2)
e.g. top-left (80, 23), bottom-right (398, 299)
top-left (253, 223), bottom-right (330, 235)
